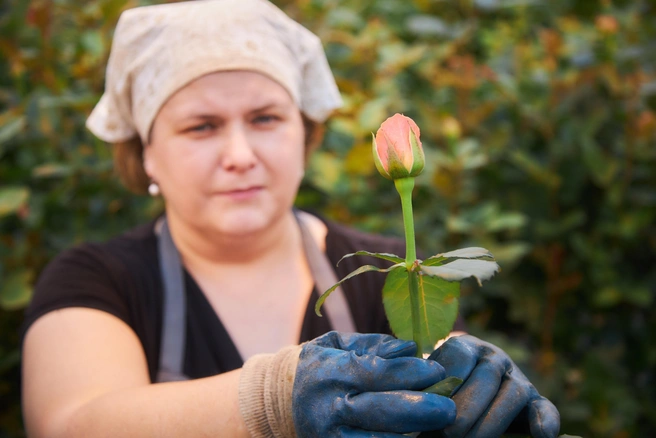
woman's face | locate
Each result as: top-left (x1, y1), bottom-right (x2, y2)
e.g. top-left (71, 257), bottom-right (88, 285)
top-left (144, 71), bottom-right (306, 238)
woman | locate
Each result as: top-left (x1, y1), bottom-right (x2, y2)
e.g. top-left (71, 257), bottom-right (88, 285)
top-left (21, 0), bottom-right (560, 436)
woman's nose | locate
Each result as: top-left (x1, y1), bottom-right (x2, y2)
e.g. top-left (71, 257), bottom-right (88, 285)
top-left (220, 124), bottom-right (257, 171)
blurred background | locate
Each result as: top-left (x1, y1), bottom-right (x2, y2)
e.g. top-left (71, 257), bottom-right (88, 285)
top-left (1, 0), bottom-right (655, 436)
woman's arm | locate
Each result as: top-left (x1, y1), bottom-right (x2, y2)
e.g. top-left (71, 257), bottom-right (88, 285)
top-left (22, 307), bottom-right (249, 438)
top-left (24, 309), bottom-right (458, 438)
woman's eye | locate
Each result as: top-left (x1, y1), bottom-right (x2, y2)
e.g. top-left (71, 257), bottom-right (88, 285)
top-left (252, 114), bottom-right (280, 125)
top-left (185, 122), bottom-right (215, 133)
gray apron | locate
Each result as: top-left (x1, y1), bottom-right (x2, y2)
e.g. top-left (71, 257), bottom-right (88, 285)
top-left (154, 213), bottom-right (356, 383)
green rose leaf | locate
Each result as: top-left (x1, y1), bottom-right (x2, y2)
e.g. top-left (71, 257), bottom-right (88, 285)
top-left (336, 250), bottom-right (405, 266)
top-left (423, 247), bottom-right (495, 267)
top-left (382, 267), bottom-right (460, 354)
top-left (420, 259), bottom-right (500, 286)
top-left (422, 376), bottom-right (463, 397)
top-left (315, 262), bottom-right (404, 316)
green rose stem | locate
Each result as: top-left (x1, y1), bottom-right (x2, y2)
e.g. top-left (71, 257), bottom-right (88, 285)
top-left (394, 176), bottom-right (423, 358)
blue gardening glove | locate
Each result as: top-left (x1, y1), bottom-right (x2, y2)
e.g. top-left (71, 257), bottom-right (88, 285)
top-left (292, 331), bottom-right (456, 437)
top-left (425, 335), bottom-right (560, 438)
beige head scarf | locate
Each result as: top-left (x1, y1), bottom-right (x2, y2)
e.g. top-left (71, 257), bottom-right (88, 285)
top-left (86, 0), bottom-right (342, 144)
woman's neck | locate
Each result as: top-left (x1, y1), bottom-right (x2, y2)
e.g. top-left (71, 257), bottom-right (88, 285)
top-left (166, 209), bottom-right (301, 270)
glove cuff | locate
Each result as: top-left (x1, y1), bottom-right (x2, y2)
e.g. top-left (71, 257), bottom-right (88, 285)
top-left (239, 345), bottom-right (302, 438)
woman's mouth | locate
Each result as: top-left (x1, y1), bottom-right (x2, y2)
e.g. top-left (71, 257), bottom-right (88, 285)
top-left (217, 186), bottom-right (263, 200)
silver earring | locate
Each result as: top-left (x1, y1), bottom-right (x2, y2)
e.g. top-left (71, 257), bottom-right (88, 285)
top-left (148, 182), bottom-right (160, 197)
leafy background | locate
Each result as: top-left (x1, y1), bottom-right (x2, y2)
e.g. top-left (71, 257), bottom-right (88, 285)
top-left (1, 0), bottom-right (655, 436)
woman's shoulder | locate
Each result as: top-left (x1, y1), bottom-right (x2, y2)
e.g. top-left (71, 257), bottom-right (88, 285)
top-left (21, 219), bottom-right (164, 374)
top-left (25, 219), bottom-right (161, 328)
top-left (53, 219), bottom-right (158, 267)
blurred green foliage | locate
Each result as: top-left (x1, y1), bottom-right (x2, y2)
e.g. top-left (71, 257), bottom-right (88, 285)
top-left (1, 0), bottom-right (655, 436)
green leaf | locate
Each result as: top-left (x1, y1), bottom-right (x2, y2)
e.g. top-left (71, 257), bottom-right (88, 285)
top-left (509, 150), bottom-right (561, 190)
top-left (326, 7), bottom-right (364, 29)
top-left (315, 262), bottom-right (404, 316)
top-left (422, 255), bottom-right (448, 266)
top-left (0, 186), bottom-right (30, 218)
top-left (81, 30), bottom-right (105, 59)
top-left (0, 270), bottom-right (33, 310)
top-left (307, 151), bottom-right (343, 195)
top-left (358, 98), bottom-right (389, 131)
top-left (432, 247), bottom-right (494, 259)
top-left (421, 259), bottom-right (500, 286)
top-left (474, 0), bottom-right (541, 11)
top-left (406, 15), bottom-right (452, 38)
top-left (337, 251), bottom-right (404, 266)
top-left (581, 137), bottom-right (618, 187)
top-left (32, 163), bottom-right (74, 179)
top-left (487, 212), bottom-right (527, 232)
top-left (423, 376), bottom-right (463, 397)
top-left (423, 247), bottom-right (494, 267)
top-left (383, 268), bottom-right (460, 353)
top-left (0, 115), bottom-right (25, 146)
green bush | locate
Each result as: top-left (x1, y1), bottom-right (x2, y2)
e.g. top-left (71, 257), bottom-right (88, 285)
top-left (1, 0), bottom-right (655, 436)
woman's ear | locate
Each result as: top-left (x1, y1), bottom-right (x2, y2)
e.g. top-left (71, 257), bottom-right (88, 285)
top-left (142, 144), bottom-right (156, 180)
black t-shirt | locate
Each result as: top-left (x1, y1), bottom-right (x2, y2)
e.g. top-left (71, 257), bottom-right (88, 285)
top-left (22, 215), bottom-right (464, 381)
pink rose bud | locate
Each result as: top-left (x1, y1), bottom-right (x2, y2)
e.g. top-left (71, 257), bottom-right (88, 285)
top-left (372, 113), bottom-right (425, 180)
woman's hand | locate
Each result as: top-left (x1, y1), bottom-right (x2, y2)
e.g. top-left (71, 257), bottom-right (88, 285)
top-left (240, 331), bottom-right (457, 437)
top-left (293, 332), bottom-right (457, 437)
top-left (426, 335), bottom-right (560, 438)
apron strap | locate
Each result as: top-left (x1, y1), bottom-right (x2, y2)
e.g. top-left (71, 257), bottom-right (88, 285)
top-left (154, 217), bottom-right (189, 382)
top-left (294, 211), bottom-right (356, 334)
top-left (154, 212), bottom-right (357, 383)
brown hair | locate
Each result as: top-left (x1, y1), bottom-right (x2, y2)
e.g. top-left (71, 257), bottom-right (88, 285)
top-left (113, 114), bottom-right (325, 194)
